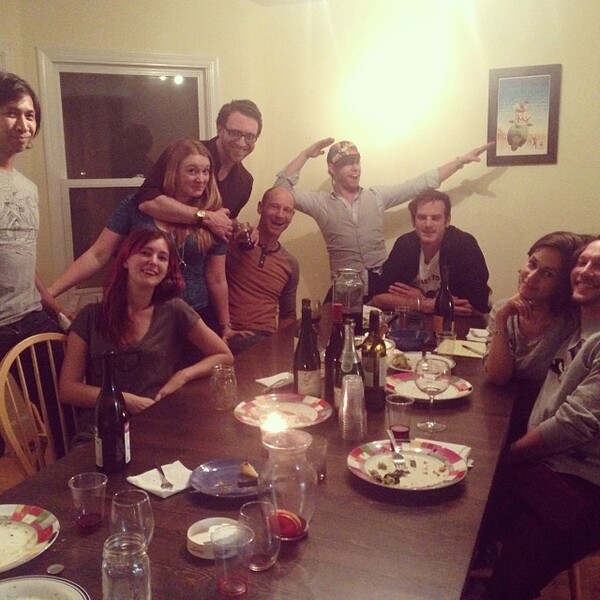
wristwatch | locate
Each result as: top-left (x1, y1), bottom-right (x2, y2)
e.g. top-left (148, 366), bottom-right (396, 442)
top-left (195, 209), bottom-right (207, 224)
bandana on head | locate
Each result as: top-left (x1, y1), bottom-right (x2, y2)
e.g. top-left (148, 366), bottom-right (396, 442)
top-left (326, 141), bottom-right (360, 165)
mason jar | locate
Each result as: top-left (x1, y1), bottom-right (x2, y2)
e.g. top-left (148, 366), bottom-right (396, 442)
top-left (102, 532), bottom-right (151, 600)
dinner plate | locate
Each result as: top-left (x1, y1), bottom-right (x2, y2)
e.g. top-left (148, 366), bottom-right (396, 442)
top-left (189, 458), bottom-right (264, 498)
top-left (347, 439), bottom-right (468, 491)
top-left (387, 351), bottom-right (456, 372)
top-left (387, 374), bottom-right (472, 402)
top-left (0, 575), bottom-right (90, 600)
top-left (234, 393), bottom-right (333, 428)
top-left (0, 505), bottom-right (59, 573)
top-left (0, 576), bottom-right (90, 599)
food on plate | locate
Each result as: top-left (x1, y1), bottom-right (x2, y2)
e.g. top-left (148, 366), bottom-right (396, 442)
top-left (276, 509), bottom-right (304, 538)
top-left (239, 461), bottom-right (259, 479)
top-left (367, 453), bottom-right (452, 488)
top-left (390, 351), bottom-right (411, 371)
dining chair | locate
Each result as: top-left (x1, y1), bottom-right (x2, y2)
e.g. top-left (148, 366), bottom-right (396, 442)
top-left (0, 332), bottom-right (75, 478)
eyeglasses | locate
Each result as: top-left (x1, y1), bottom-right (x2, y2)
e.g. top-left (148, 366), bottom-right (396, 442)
top-left (223, 126), bottom-right (258, 144)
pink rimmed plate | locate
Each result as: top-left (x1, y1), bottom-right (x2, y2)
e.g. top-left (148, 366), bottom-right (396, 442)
top-left (0, 504), bottom-right (59, 573)
top-left (386, 373), bottom-right (472, 402)
top-left (347, 439), bottom-right (468, 491)
top-left (234, 393), bottom-right (333, 428)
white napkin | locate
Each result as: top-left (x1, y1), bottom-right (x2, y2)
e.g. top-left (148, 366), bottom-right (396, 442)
top-left (413, 438), bottom-right (474, 468)
top-left (127, 460), bottom-right (192, 499)
top-left (255, 371), bottom-right (293, 390)
top-left (467, 328), bottom-right (490, 342)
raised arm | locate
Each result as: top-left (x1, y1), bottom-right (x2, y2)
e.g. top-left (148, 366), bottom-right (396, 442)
top-left (278, 137), bottom-right (335, 179)
top-left (35, 272), bottom-right (65, 319)
top-left (437, 142), bottom-right (493, 184)
top-left (48, 228), bottom-right (123, 298)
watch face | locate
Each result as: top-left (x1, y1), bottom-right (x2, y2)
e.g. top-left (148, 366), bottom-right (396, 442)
top-left (196, 210), bottom-right (206, 220)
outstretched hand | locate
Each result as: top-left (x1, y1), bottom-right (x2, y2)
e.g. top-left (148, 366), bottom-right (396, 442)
top-left (458, 142), bottom-right (494, 165)
top-left (303, 137), bottom-right (335, 160)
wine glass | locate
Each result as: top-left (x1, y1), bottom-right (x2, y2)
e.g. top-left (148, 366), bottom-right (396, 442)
top-left (110, 489), bottom-right (155, 546)
top-left (414, 357), bottom-right (451, 433)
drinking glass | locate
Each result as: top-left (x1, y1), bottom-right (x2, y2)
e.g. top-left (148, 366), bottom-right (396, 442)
top-left (238, 500), bottom-right (280, 572)
top-left (211, 364), bottom-right (238, 411)
top-left (414, 357), bottom-right (451, 433)
top-left (68, 472), bottom-right (107, 535)
top-left (110, 489), bottom-right (155, 546)
top-left (211, 523), bottom-right (253, 598)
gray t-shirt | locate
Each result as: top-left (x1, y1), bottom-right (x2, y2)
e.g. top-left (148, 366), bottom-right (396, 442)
top-left (0, 169), bottom-right (42, 326)
top-left (70, 298), bottom-right (199, 435)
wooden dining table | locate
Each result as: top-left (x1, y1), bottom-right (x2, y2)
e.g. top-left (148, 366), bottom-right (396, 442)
top-left (0, 317), bottom-right (516, 599)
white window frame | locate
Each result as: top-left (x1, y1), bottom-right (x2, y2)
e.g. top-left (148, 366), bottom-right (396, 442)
top-left (36, 48), bottom-right (219, 305)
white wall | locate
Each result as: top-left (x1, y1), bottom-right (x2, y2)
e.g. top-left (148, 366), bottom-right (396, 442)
top-left (1, 0), bottom-right (599, 307)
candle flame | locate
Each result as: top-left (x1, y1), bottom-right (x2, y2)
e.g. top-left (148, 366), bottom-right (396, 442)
top-left (260, 411), bottom-right (287, 434)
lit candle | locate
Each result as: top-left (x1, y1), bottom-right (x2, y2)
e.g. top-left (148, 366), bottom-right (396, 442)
top-left (259, 411), bottom-right (288, 444)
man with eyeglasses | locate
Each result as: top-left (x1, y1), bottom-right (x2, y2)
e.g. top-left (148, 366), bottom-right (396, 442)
top-left (274, 137), bottom-right (489, 299)
top-left (134, 99), bottom-right (262, 241)
top-left (226, 187), bottom-right (299, 353)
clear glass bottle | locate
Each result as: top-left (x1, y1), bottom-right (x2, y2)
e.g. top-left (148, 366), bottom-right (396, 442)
top-left (257, 429), bottom-right (317, 541)
top-left (332, 268), bottom-right (364, 334)
top-left (339, 374), bottom-right (367, 441)
top-left (334, 319), bottom-right (364, 409)
top-left (102, 532), bottom-right (151, 600)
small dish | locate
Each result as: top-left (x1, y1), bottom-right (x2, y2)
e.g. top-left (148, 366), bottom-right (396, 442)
top-left (187, 517), bottom-right (237, 559)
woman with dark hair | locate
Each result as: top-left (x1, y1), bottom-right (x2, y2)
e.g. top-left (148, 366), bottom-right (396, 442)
top-left (59, 229), bottom-right (232, 433)
top-left (49, 139), bottom-right (234, 339)
top-left (484, 231), bottom-right (591, 386)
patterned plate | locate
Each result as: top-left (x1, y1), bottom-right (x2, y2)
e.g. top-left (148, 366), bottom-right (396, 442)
top-left (0, 504), bottom-right (60, 573)
top-left (347, 439), bottom-right (468, 491)
top-left (387, 351), bottom-right (456, 372)
top-left (0, 576), bottom-right (90, 599)
top-left (386, 373), bottom-right (472, 402)
top-left (234, 393), bottom-right (333, 428)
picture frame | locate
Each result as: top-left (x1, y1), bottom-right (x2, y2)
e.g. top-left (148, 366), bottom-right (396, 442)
top-left (487, 64), bottom-right (562, 166)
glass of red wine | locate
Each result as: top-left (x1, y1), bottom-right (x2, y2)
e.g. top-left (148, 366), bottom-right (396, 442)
top-left (68, 472), bottom-right (108, 535)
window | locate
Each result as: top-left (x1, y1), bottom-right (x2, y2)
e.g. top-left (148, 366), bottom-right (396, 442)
top-left (37, 48), bottom-right (218, 307)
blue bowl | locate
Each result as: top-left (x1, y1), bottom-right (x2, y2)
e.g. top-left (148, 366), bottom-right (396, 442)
top-left (388, 329), bottom-right (430, 351)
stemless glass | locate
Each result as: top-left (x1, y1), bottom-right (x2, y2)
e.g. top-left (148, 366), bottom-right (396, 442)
top-left (238, 500), bottom-right (280, 572)
top-left (110, 489), bottom-right (155, 546)
top-left (414, 357), bottom-right (451, 433)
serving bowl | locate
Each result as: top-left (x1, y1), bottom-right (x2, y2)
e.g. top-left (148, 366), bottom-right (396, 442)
top-left (387, 329), bottom-right (430, 352)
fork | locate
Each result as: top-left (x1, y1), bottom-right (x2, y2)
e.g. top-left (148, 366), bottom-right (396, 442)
top-left (386, 429), bottom-right (407, 473)
top-left (155, 462), bottom-right (173, 490)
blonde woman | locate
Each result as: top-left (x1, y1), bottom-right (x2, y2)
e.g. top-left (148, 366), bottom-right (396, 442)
top-left (49, 140), bottom-right (233, 339)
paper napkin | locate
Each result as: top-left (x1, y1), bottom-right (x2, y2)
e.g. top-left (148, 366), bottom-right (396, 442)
top-left (127, 460), bottom-right (192, 499)
top-left (413, 437), bottom-right (474, 468)
top-left (467, 328), bottom-right (490, 342)
top-left (255, 371), bottom-right (293, 389)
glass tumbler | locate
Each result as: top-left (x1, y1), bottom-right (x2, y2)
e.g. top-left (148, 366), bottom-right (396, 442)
top-left (102, 532), bottom-right (151, 600)
top-left (211, 364), bottom-right (238, 411)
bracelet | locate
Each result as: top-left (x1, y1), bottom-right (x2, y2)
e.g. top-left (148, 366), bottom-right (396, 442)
top-left (455, 157), bottom-right (465, 170)
top-left (416, 297), bottom-right (421, 312)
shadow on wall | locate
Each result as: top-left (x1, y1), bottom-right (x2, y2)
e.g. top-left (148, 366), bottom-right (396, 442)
top-left (382, 166), bottom-right (508, 239)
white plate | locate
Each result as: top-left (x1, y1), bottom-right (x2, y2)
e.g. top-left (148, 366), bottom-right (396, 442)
top-left (0, 576), bottom-right (90, 599)
top-left (347, 439), bottom-right (468, 491)
top-left (234, 393), bottom-right (333, 428)
top-left (0, 505), bottom-right (59, 573)
top-left (390, 375), bottom-right (472, 402)
top-left (387, 351), bottom-right (456, 372)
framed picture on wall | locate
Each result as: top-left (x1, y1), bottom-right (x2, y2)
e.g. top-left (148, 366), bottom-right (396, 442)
top-left (487, 64), bottom-right (561, 166)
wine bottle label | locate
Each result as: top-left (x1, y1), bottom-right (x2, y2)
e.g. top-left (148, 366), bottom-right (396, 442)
top-left (297, 370), bottom-right (320, 396)
top-left (362, 357), bottom-right (387, 389)
top-left (124, 422), bottom-right (131, 464)
top-left (94, 436), bottom-right (103, 468)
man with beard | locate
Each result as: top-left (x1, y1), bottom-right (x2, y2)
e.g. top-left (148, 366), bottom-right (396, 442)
top-left (135, 99), bottom-right (262, 241)
top-left (369, 188), bottom-right (490, 315)
top-left (226, 187), bottom-right (298, 353)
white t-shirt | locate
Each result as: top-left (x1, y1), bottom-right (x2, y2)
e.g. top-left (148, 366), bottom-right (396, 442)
top-left (413, 250), bottom-right (441, 298)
